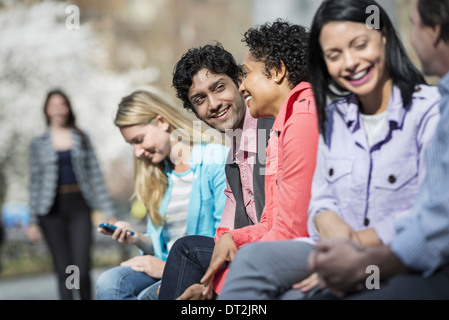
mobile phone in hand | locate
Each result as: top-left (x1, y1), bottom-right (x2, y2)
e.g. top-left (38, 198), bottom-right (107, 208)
top-left (98, 222), bottom-right (135, 235)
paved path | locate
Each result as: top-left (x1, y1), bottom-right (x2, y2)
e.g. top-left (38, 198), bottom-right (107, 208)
top-left (0, 268), bottom-right (107, 300)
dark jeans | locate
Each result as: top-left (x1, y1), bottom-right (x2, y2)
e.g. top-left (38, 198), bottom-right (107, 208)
top-left (158, 235), bottom-right (223, 300)
top-left (39, 192), bottom-right (92, 300)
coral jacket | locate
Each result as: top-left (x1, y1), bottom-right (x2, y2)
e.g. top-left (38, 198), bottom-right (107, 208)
top-left (213, 82), bottom-right (320, 293)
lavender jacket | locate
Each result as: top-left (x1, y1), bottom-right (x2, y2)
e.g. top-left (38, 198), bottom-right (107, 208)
top-left (308, 85), bottom-right (440, 244)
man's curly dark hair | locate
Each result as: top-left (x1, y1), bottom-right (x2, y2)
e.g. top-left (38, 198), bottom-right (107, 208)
top-left (242, 19), bottom-right (309, 87)
top-left (172, 43), bottom-right (242, 112)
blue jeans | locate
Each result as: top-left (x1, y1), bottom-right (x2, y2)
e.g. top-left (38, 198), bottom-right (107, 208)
top-left (158, 235), bottom-right (219, 300)
top-left (96, 265), bottom-right (160, 300)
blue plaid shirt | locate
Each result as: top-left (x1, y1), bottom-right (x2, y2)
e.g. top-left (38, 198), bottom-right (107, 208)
top-left (391, 72), bottom-right (449, 277)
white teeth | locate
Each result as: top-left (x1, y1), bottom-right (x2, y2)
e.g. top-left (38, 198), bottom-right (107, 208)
top-left (350, 69), bottom-right (369, 81)
top-left (215, 109), bottom-right (228, 118)
top-left (246, 96), bottom-right (252, 102)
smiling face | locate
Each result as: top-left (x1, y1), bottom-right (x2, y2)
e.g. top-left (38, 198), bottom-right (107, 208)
top-left (320, 21), bottom-right (390, 101)
top-left (188, 68), bottom-right (246, 132)
top-left (239, 51), bottom-right (281, 118)
top-left (120, 118), bottom-right (171, 164)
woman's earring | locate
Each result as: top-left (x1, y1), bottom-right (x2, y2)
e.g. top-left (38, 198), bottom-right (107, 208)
top-left (274, 78), bottom-right (278, 83)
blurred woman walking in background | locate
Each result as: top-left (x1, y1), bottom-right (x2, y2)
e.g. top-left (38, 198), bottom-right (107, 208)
top-left (27, 89), bottom-right (116, 300)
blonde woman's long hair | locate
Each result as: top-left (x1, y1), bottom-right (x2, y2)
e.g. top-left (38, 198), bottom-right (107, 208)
top-left (114, 90), bottom-right (206, 226)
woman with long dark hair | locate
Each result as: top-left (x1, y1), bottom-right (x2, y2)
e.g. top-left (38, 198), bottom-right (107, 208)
top-left (27, 89), bottom-right (116, 299)
top-left (217, 0), bottom-right (441, 300)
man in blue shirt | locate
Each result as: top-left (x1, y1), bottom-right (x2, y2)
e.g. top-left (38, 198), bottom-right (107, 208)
top-left (309, 0), bottom-right (449, 299)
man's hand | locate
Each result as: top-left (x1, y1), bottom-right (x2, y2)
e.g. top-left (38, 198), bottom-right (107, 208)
top-left (200, 233), bottom-right (237, 298)
top-left (308, 238), bottom-right (367, 297)
top-left (176, 283), bottom-right (214, 300)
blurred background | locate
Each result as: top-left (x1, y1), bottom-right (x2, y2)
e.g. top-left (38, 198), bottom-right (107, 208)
top-left (0, 0), bottom-right (429, 299)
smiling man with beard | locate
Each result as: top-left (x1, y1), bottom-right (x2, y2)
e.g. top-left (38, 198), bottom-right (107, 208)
top-left (157, 43), bottom-right (275, 300)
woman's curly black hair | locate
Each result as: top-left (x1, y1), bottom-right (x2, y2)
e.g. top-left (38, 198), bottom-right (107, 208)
top-left (242, 19), bottom-right (310, 87)
top-left (172, 42), bottom-right (242, 112)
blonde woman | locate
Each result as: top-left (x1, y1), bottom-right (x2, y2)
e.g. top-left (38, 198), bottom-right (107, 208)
top-left (96, 90), bottom-right (228, 300)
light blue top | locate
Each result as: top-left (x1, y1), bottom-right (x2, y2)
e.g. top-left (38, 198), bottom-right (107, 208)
top-left (146, 143), bottom-right (229, 261)
top-left (391, 72), bottom-right (449, 277)
top-left (308, 85), bottom-right (440, 245)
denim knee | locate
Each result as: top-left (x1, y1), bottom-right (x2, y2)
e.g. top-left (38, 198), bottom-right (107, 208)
top-left (170, 235), bottom-right (211, 255)
top-left (96, 266), bottom-right (133, 300)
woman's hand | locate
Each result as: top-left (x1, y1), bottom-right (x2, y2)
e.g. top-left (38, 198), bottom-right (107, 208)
top-left (314, 210), bottom-right (361, 243)
top-left (121, 255), bottom-right (165, 279)
top-left (200, 233), bottom-right (237, 299)
top-left (291, 272), bottom-right (321, 293)
top-left (25, 223), bottom-right (42, 243)
top-left (97, 220), bottom-right (138, 245)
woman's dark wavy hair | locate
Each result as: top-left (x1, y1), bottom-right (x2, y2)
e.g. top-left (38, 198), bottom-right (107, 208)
top-left (309, 0), bottom-right (426, 137)
top-left (242, 19), bottom-right (309, 87)
top-left (172, 42), bottom-right (242, 112)
top-left (43, 89), bottom-right (87, 147)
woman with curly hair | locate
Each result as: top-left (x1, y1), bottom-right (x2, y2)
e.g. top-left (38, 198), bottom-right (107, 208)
top-left (201, 18), bottom-right (319, 296)
top-left (158, 19), bottom-right (320, 299)
top-left (217, 0), bottom-right (440, 300)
